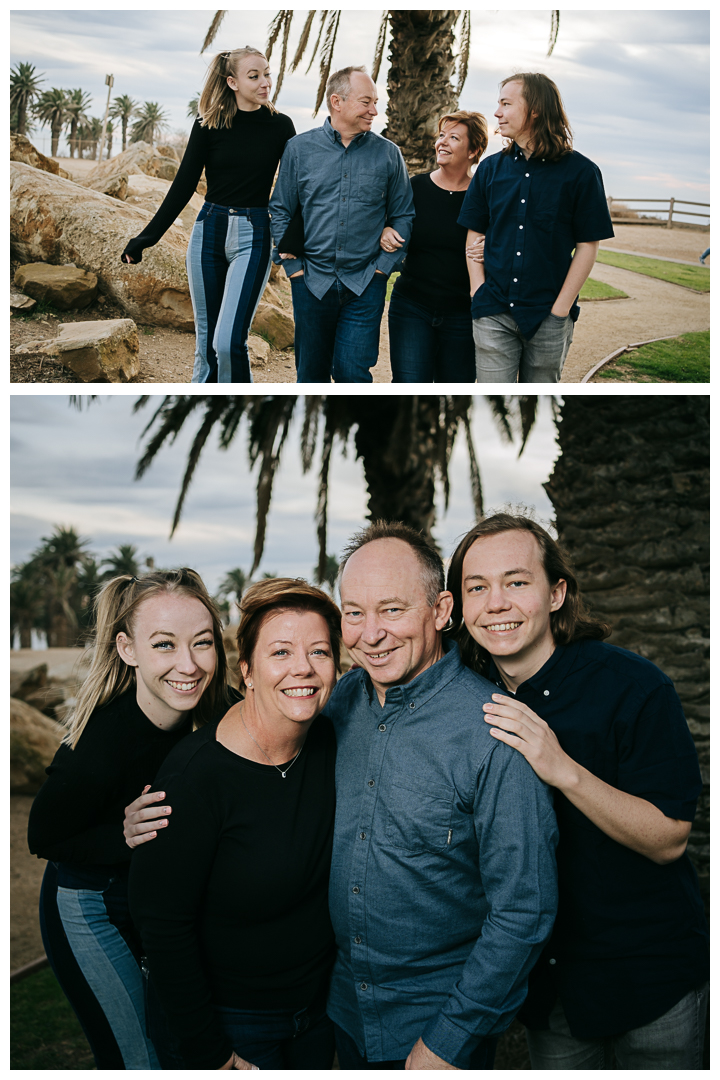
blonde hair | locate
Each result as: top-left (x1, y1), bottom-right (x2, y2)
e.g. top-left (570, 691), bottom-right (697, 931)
top-left (63, 569), bottom-right (231, 749)
top-left (235, 578), bottom-right (342, 692)
top-left (198, 47), bottom-right (276, 129)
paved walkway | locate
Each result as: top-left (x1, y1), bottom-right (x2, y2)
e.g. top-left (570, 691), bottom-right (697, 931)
top-left (599, 247), bottom-right (709, 267)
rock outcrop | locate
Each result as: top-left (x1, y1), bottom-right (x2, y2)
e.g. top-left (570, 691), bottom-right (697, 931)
top-left (11, 162), bottom-right (193, 329)
top-left (11, 133), bottom-right (69, 178)
top-left (82, 140), bottom-right (179, 189)
top-left (14, 263), bottom-right (98, 310)
top-left (125, 173), bottom-right (203, 235)
top-left (10, 698), bottom-right (64, 794)
top-left (24, 318), bottom-right (140, 382)
top-left (251, 302), bottom-right (295, 350)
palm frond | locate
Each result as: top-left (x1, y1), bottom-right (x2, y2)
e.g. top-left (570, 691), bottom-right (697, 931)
top-left (290, 10), bottom-right (317, 73)
top-left (201, 11), bottom-right (227, 55)
top-left (247, 398), bottom-right (297, 575)
top-left (547, 10), bottom-right (560, 56)
top-left (306, 10), bottom-right (329, 73)
top-left (265, 10), bottom-right (288, 62)
top-left (270, 11), bottom-right (294, 102)
top-left (517, 396), bottom-right (539, 456)
top-left (484, 396), bottom-right (514, 443)
top-left (313, 10), bottom-right (341, 116)
top-left (300, 396), bottom-right (324, 472)
top-left (168, 399), bottom-right (229, 536)
top-left (371, 11), bottom-right (390, 83)
top-left (455, 10), bottom-right (471, 96)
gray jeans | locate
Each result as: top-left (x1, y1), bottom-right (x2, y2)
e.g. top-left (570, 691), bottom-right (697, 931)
top-left (472, 310), bottom-right (574, 383)
top-left (525, 983), bottom-right (709, 1069)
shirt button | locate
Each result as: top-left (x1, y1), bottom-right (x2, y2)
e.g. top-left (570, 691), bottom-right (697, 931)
top-left (409, 702), bottom-right (416, 710)
top-left (368, 780), bottom-right (375, 787)
top-left (340, 221), bottom-right (344, 225)
top-left (355, 936), bottom-right (362, 944)
top-left (519, 225), bottom-right (523, 229)
top-left (521, 199), bottom-right (526, 203)
top-left (513, 277), bottom-right (518, 282)
top-left (525, 172), bottom-right (530, 177)
top-left (549, 958), bottom-right (557, 966)
top-left (378, 724), bottom-right (386, 732)
top-left (352, 886), bottom-right (360, 894)
top-left (516, 251), bottom-right (521, 256)
top-left (509, 303), bottom-right (514, 307)
top-left (544, 690), bottom-right (550, 696)
top-left (360, 983), bottom-right (368, 991)
top-left (360, 832), bottom-right (366, 840)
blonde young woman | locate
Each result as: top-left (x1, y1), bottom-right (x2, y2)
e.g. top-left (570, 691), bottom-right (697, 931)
top-left (28, 570), bottom-right (231, 1070)
top-left (121, 48), bottom-right (296, 383)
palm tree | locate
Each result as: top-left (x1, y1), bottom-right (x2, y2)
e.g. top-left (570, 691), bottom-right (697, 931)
top-left (130, 101), bottom-right (169, 147)
top-left (124, 394), bottom-right (537, 584)
top-left (104, 117), bottom-right (114, 159)
top-left (109, 94), bottom-right (137, 152)
top-left (64, 88), bottom-right (92, 157)
top-left (33, 87), bottom-right (69, 157)
top-left (217, 567), bottom-right (249, 603)
top-left (10, 566), bottom-right (45, 649)
top-left (188, 92), bottom-right (201, 119)
top-left (11, 61), bottom-right (44, 136)
top-left (544, 394), bottom-right (710, 901)
top-left (102, 543), bottom-right (142, 580)
top-left (202, 11), bottom-right (560, 172)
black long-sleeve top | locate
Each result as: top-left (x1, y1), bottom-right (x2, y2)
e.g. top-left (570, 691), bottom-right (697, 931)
top-left (122, 106), bottom-right (296, 262)
top-left (392, 171), bottom-right (472, 313)
top-left (27, 692), bottom-right (192, 872)
top-left (128, 714), bottom-right (336, 1070)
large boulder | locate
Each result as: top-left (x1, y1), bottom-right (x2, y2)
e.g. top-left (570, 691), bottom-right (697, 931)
top-left (82, 140), bottom-right (179, 186)
top-left (27, 318), bottom-right (140, 382)
top-left (156, 144), bottom-right (180, 161)
top-left (125, 173), bottom-right (204, 234)
top-left (14, 263), bottom-right (98, 310)
top-left (11, 133), bottom-right (69, 178)
top-left (10, 698), bottom-right (64, 794)
top-left (10, 662), bottom-right (48, 701)
top-left (251, 302), bottom-right (294, 350)
top-left (11, 162), bottom-right (194, 329)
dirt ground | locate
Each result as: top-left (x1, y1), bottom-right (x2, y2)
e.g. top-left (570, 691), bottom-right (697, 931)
top-left (10, 190), bottom-right (708, 384)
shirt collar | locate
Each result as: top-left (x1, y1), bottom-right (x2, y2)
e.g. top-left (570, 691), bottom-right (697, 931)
top-left (323, 116), bottom-right (368, 146)
top-left (360, 639), bottom-right (465, 709)
top-left (487, 640), bottom-right (573, 695)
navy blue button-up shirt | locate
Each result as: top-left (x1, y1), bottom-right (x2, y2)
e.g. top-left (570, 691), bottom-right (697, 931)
top-left (488, 640), bottom-right (709, 1039)
top-left (322, 643), bottom-right (558, 1067)
top-left (269, 117), bottom-right (414, 300)
top-left (457, 144), bottom-right (614, 338)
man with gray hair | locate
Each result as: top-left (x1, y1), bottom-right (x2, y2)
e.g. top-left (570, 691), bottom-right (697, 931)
top-left (269, 67), bottom-right (414, 382)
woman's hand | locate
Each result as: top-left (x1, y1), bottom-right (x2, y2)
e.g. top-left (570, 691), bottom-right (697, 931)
top-left (278, 252), bottom-right (295, 261)
top-left (123, 785), bottom-right (172, 848)
top-left (219, 1052), bottom-right (259, 1069)
top-left (122, 254), bottom-right (135, 264)
top-left (380, 226), bottom-right (405, 253)
top-left (466, 234), bottom-right (485, 263)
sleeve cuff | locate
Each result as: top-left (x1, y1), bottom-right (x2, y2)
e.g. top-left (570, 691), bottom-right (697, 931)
top-left (421, 1013), bottom-right (480, 1069)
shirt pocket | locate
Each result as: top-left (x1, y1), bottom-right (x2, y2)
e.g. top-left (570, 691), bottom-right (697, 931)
top-left (384, 773), bottom-right (456, 853)
top-left (354, 169), bottom-right (388, 207)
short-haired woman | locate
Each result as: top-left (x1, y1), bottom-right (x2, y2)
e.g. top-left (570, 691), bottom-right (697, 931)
top-left (28, 569), bottom-right (230, 1070)
top-left (128, 579), bottom-right (341, 1070)
top-left (386, 111), bottom-right (488, 382)
top-left (121, 48), bottom-right (296, 383)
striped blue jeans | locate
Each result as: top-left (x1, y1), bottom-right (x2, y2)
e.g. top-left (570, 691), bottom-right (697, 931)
top-left (40, 861), bottom-right (160, 1070)
top-left (186, 202), bottom-right (272, 383)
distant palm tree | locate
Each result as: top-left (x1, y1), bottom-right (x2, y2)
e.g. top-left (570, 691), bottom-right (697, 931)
top-left (104, 117), bottom-right (114, 159)
top-left (34, 87), bottom-right (69, 157)
top-left (10, 566), bottom-right (45, 649)
top-left (102, 543), bottom-right (142, 580)
top-left (130, 101), bottom-right (169, 146)
top-left (217, 567), bottom-right (249, 603)
top-left (77, 116), bottom-right (103, 159)
top-left (64, 88), bottom-right (92, 157)
top-left (109, 93), bottom-right (137, 152)
top-left (187, 92), bottom-right (201, 119)
top-left (11, 61), bottom-right (44, 136)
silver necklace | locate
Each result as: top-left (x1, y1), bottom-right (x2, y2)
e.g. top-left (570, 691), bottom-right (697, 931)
top-left (240, 708), bottom-right (303, 779)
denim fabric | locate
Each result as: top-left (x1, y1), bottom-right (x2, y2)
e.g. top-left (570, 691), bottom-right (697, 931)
top-left (269, 118), bottom-right (414, 300)
top-left (472, 309), bottom-right (574, 382)
top-left (526, 984), bottom-right (709, 1069)
top-left (290, 271), bottom-right (387, 382)
top-left (388, 290), bottom-right (475, 382)
top-left (42, 862), bottom-right (159, 1070)
top-left (334, 1022), bottom-right (498, 1070)
top-left (186, 202), bottom-right (272, 383)
top-left (322, 643), bottom-right (558, 1067)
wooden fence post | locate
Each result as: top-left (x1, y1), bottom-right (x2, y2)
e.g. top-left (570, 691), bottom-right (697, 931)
top-left (667, 197), bottom-right (675, 229)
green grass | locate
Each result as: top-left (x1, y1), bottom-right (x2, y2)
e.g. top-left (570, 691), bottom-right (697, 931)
top-left (11, 966), bottom-right (94, 1069)
top-left (579, 277), bottom-right (628, 301)
top-left (595, 250), bottom-right (710, 291)
top-left (596, 330), bottom-right (709, 382)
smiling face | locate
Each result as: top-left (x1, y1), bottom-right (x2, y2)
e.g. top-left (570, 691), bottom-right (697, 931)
top-left (227, 52), bottom-right (272, 111)
top-left (116, 592), bottom-right (217, 729)
top-left (340, 538), bottom-right (453, 704)
top-left (241, 608), bottom-right (336, 729)
top-left (435, 121), bottom-right (476, 171)
top-left (494, 79), bottom-right (536, 147)
top-left (461, 530), bottom-right (567, 690)
top-left (330, 71), bottom-right (379, 137)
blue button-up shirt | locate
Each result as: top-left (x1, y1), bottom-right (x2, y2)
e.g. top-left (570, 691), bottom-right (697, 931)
top-left (269, 118), bottom-right (414, 300)
top-left (322, 643), bottom-right (558, 1067)
top-left (457, 144), bottom-right (614, 339)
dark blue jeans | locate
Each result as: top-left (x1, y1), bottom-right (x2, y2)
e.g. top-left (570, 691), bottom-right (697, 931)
top-left (290, 272), bottom-right (387, 382)
top-left (334, 1022), bottom-right (498, 1070)
top-left (388, 290), bottom-right (476, 382)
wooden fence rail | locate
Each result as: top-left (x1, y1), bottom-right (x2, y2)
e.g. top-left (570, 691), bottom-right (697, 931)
top-left (607, 196), bottom-right (710, 229)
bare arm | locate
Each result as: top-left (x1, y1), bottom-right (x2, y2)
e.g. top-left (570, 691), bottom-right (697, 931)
top-left (484, 696), bottom-right (691, 864)
top-left (550, 240), bottom-right (599, 317)
top-left (466, 230), bottom-right (486, 296)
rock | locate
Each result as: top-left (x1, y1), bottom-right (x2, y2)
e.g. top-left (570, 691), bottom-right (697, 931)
top-left (268, 261), bottom-right (282, 283)
top-left (14, 339), bottom-right (50, 356)
top-left (11, 133), bottom-right (69, 178)
top-left (36, 318), bottom-right (140, 382)
top-left (81, 140), bottom-right (178, 193)
top-left (10, 662), bottom-right (48, 701)
top-left (103, 173), bottom-right (129, 201)
top-left (248, 334), bottom-right (271, 365)
top-left (10, 698), bottom-right (64, 793)
top-left (156, 144), bottom-right (179, 161)
top-left (14, 263), bottom-right (98, 310)
top-left (251, 302), bottom-right (294, 350)
top-left (262, 282), bottom-right (284, 308)
top-left (24, 683), bottom-right (68, 719)
top-left (11, 162), bottom-right (194, 330)
top-left (10, 288), bottom-right (36, 313)
top-left (125, 173), bottom-right (204, 235)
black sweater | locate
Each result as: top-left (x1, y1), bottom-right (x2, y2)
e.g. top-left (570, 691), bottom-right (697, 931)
top-left (27, 692), bottom-right (192, 872)
top-left (128, 714), bottom-right (336, 1069)
top-left (123, 107), bottom-right (296, 262)
top-left (393, 171), bottom-right (472, 313)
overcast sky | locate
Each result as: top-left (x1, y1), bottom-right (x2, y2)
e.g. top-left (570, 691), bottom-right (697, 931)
top-left (11, 394), bottom-right (560, 599)
top-left (11, 9), bottom-right (709, 215)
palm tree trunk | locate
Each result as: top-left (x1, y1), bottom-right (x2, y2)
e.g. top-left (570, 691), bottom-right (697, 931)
top-left (544, 395), bottom-right (710, 904)
top-left (51, 122), bottom-right (62, 158)
top-left (17, 98), bottom-right (27, 136)
top-left (383, 10), bottom-right (462, 174)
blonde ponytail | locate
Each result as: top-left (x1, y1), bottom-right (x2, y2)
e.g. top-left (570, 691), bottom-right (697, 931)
top-left (198, 47), bottom-right (276, 130)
